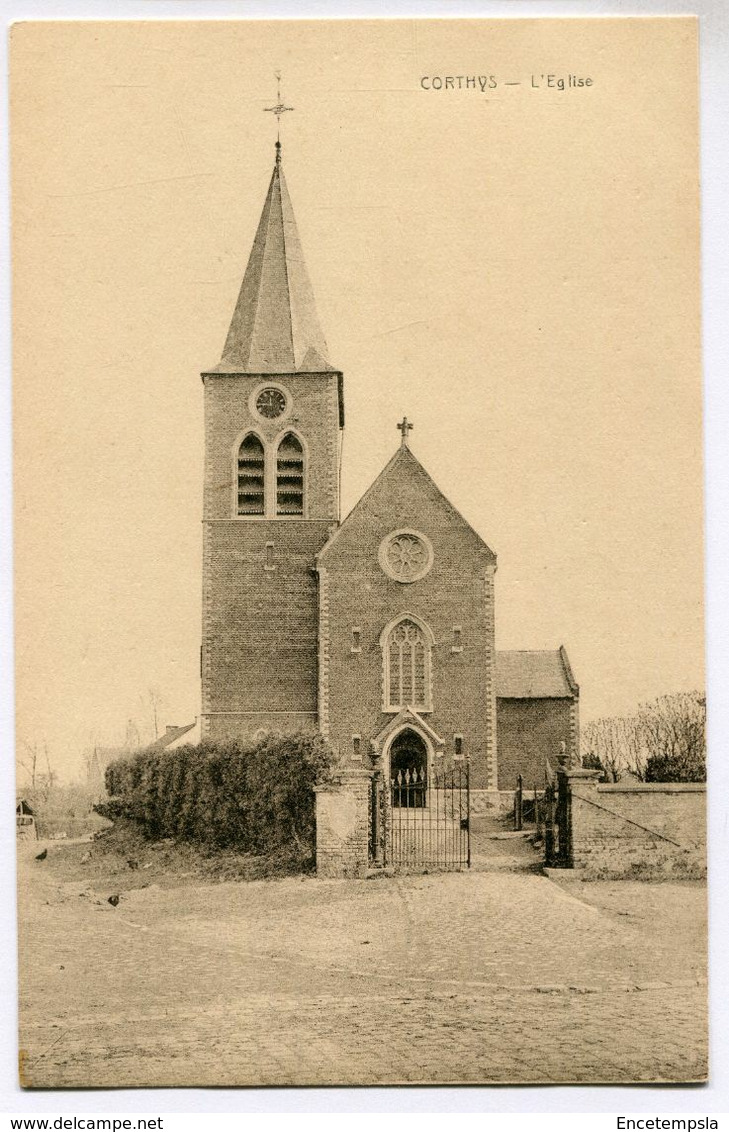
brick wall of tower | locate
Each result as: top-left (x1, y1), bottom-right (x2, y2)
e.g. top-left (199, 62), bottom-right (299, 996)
top-left (201, 369), bottom-right (340, 743)
top-left (201, 520), bottom-right (333, 741)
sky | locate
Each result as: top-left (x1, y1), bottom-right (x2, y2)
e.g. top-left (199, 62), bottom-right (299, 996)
top-left (10, 18), bottom-right (704, 781)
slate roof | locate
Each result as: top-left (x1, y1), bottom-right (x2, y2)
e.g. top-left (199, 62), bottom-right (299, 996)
top-left (206, 148), bottom-right (335, 376)
top-left (495, 646), bottom-right (578, 699)
top-left (146, 722), bottom-right (197, 752)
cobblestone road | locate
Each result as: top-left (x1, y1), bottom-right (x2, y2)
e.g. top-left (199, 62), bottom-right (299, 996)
top-left (18, 854), bottom-right (707, 1087)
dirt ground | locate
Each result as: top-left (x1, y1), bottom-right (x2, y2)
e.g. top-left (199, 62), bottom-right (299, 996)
top-left (17, 832), bottom-right (708, 1088)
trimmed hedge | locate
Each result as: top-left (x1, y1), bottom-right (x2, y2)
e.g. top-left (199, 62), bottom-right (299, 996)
top-left (103, 733), bottom-right (336, 858)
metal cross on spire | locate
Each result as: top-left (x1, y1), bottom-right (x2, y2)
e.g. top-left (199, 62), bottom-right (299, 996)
top-left (397, 417), bottom-right (414, 446)
top-left (264, 70), bottom-right (294, 158)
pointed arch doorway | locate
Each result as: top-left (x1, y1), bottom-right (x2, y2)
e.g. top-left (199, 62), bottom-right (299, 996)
top-left (389, 728), bottom-right (428, 808)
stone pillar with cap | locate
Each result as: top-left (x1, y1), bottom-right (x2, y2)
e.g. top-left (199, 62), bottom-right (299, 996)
top-left (314, 768), bottom-right (372, 878)
top-left (555, 760), bottom-right (602, 869)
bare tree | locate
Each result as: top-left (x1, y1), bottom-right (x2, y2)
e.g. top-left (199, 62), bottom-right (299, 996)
top-left (640, 692), bottom-right (706, 782)
top-left (43, 743), bottom-right (58, 789)
top-left (124, 717), bottom-right (141, 750)
top-left (17, 738), bottom-right (39, 789)
top-left (581, 715), bottom-right (639, 781)
top-left (582, 692), bottom-right (706, 783)
top-left (147, 685), bottom-right (163, 740)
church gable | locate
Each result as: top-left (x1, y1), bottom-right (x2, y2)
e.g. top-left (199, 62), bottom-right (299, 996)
top-left (317, 444), bottom-right (495, 572)
top-left (318, 440), bottom-right (498, 792)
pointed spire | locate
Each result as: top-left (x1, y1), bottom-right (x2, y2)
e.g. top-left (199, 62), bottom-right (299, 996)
top-left (213, 149), bottom-right (334, 375)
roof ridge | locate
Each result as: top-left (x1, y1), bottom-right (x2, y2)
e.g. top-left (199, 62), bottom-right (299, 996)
top-left (497, 648), bottom-right (560, 655)
top-left (242, 165), bottom-right (276, 372)
top-left (274, 162), bottom-right (296, 366)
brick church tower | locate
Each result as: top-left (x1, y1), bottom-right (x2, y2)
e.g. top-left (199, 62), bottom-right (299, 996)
top-left (200, 143), bottom-right (344, 741)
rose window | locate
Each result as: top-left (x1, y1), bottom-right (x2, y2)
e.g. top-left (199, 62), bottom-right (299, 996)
top-left (379, 529), bottom-right (433, 583)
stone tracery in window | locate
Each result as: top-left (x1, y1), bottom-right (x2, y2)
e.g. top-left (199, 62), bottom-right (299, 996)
top-left (384, 617), bottom-right (432, 712)
top-left (378, 529), bottom-right (433, 583)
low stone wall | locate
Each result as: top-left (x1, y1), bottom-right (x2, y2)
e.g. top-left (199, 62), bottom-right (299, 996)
top-left (469, 788), bottom-right (515, 816)
top-left (567, 773), bottom-right (706, 879)
top-left (314, 770), bottom-right (370, 878)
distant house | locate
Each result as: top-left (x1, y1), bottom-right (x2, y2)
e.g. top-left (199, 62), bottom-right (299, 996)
top-left (16, 798), bottom-right (37, 840)
top-left (87, 721), bottom-right (199, 799)
top-left (146, 721), bottom-right (199, 752)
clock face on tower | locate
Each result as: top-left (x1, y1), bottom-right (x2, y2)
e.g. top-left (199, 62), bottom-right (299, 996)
top-left (255, 387), bottom-right (287, 419)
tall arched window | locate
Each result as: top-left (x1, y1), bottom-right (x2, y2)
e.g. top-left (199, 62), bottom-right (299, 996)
top-left (237, 434), bottom-right (265, 515)
top-left (384, 617), bottom-right (432, 711)
top-left (276, 433), bottom-right (304, 516)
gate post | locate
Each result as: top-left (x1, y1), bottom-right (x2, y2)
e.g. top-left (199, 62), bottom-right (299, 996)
top-left (544, 782), bottom-right (555, 864)
top-left (314, 768), bottom-right (372, 879)
top-left (554, 766), bottom-right (602, 869)
top-left (514, 774), bottom-right (523, 831)
top-left (371, 769), bottom-right (385, 867)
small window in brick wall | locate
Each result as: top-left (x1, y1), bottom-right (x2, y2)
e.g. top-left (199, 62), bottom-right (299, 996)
top-left (451, 626), bottom-right (463, 653)
top-left (351, 627), bottom-right (362, 654)
top-left (352, 735), bottom-right (362, 760)
top-left (454, 734), bottom-right (464, 759)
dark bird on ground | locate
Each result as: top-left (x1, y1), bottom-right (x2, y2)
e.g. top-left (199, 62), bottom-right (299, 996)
top-left (107, 894), bottom-right (120, 907)
top-left (35, 849), bottom-right (47, 861)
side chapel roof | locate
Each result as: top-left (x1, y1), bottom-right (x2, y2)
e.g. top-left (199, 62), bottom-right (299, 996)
top-left (495, 646), bottom-right (579, 699)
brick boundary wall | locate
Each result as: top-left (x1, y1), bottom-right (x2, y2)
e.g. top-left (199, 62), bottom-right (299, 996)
top-left (563, 769), bottom-right (706, 879)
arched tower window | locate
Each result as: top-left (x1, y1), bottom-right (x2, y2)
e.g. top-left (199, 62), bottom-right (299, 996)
top-left (384, 617), bottom-right (432, 712)
top-left (237, 434), bottom-right (265, 516)
top-left (276, 433), bottom-right (304, 516)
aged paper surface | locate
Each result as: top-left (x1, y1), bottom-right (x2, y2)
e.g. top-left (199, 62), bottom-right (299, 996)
top-left (12, 18), bottom-right (705, 1087)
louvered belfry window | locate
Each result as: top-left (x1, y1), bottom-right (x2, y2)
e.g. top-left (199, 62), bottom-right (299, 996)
top-left (237, 434), bottom-right (265, 515)
top-left (387, 619), bottom-right (429, 710)
top-left (276, 433), bottom-right (304, 516)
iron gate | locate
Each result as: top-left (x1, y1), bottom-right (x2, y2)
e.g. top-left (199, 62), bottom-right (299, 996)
top-left (370, 763), bottom-right (470, 871)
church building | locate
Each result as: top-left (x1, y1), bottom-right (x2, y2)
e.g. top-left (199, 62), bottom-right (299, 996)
top-left (200, 140), bottom-right (579, 814)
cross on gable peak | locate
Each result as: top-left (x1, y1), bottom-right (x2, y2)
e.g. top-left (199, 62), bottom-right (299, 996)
top-left (397, 417), bottom-right (414, 446)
